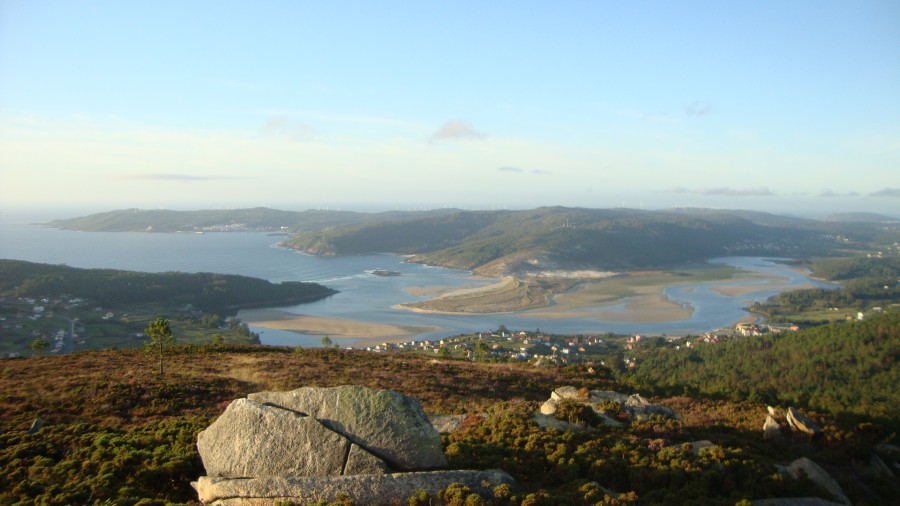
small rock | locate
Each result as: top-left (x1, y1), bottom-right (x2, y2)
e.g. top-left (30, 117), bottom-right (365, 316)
top-left (751, 499), bottom-right (848, 506)
top-left (786, 407), bottom-right (822, 437)
top-left (589, 390), bottom-right (629, 404)
top-left (864, 453), bottom-right (894, 481)
top-left (624, 394), bottom-right (678, 421)
top-left (540, 398), bottom-right (559, 415)
top-left (689, 440), bottom-right (718, 455)
top-left (550, 386), bottom-right (583, 401)
top-left (874, 443), bottom-right (900, 461)
top-left (28, 418), bottom-right (43, 435)
top-left (428, 414), bottom-right (468, 434)
top-left (782, 457), bottom-right (850, 505)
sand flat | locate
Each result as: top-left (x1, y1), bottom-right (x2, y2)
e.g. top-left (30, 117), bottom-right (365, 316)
top-left (239, 308), bottom-right (442, 340)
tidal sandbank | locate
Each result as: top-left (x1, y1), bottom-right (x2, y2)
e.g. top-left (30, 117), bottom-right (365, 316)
top-left (238, 308), bottom-right (442, 342)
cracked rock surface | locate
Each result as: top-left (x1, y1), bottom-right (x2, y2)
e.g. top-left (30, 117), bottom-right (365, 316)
top-left (194, 386), bottom-right (494, 504)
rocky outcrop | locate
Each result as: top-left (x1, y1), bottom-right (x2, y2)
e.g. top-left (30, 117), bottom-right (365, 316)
top-left (194, 469), bottom-right (516, 505)
top-left (429, 414), bottom-right (484, 434)
top-left (195, 386), bottom-right (512, 505)
top-left (535, 386), bottom-right (677, 430)
top-left (786, 407), bottom-right (823, 437)
top-left (777, 457), bottom-right (850, 505)
top-left (248, 385), bottom-right (447, 471)
top-left (551, 386), bottom-right (585, 401)
top-left (623, 393), bottom-right (678, 421)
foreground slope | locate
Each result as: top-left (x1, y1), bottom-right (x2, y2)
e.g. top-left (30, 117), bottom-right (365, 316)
top-left (0, 331), bottom-right (897, 505)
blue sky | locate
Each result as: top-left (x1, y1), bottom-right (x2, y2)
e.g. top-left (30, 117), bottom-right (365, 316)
top-left (1, 1), bottom-right (898, 217)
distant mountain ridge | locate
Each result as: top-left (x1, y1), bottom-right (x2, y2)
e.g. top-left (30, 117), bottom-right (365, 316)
top-left (45, 206), bottom-right (899, 275)
top-left (822, 212), bottom-right (899, 223)
top-left (44, 207), bottom-right (460, 233)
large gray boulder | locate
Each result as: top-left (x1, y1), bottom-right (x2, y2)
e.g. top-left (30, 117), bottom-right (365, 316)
top-left (248, 385), bottom-right (447, 471)
top-left (193, 469), bottom-right (516, 505)
top-left (196, 399), bottom-right (359, 478)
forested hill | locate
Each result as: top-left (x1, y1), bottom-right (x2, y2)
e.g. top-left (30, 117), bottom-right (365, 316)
top-left (283, 207), bottom-right (882, 274)
top-left (624, 312), bottom-right (900, 427)
top-left (44, 207), bottom-right (459, 233)
top-left (0, 260), bottom-right (336, 314)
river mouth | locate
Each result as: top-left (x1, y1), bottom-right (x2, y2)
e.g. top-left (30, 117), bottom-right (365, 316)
top-left (245, 256), bottom-right (838, 346)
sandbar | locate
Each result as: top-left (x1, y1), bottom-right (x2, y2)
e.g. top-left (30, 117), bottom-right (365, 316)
top-left (527, 284), bottom-right (693, 323)
top-left (711, 281), bottom-right (815, 297)
top-left (238, 308), bottom-right (442, 342)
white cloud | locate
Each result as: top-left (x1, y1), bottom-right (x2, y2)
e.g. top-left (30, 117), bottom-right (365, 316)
top-left (430, 120), bottom-right (485, 141)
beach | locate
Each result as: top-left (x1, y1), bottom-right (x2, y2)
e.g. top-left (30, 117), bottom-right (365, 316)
top-left (238, 308), bottom-right (442, 345)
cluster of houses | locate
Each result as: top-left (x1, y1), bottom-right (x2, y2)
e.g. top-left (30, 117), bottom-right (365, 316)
top-left (0, 296), bottom-right (91, 357)
top-left (734, 322), bottom-right (800, 336)
top-left (349, 330), bottom-right (615, 364)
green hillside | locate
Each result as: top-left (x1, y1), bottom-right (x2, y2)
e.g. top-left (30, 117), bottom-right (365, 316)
top-left (285, 207), bottom-right (858, 273)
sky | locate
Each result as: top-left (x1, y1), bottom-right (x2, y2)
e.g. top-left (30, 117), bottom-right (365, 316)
top-left (1, 0), bottom-right (899, 218)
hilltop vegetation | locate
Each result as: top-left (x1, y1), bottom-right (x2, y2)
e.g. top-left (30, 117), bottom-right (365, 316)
top-left (0, 326), bottom-right (897, 505)
top-left (621, 312), bottom-right (900, 428)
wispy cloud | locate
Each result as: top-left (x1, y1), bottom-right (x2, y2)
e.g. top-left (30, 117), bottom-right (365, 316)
top-left (869, 187), bottom-right (900, 198)
top-left (261, 116), bottom-right (318, 140)
top-left (112, 173), bottom-right (243, 182)
top-left (820, 189), bottom-right (860, 198)
top-left (666, 187), bottom-right (773, 196)
top-left (497, 166), bottom-right (552, 175)
top-left (430, 120), bottom-right (485, 142)
top-left (685, 101), bottom-right (714, 117)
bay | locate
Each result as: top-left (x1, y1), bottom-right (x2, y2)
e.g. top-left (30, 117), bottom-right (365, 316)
top-left (0, 223), bottom-right (836, 346)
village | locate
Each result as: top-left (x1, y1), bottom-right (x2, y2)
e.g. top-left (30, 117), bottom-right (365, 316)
top-left (342, 316), bottom-right (814, 368)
